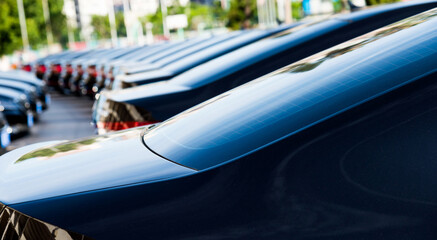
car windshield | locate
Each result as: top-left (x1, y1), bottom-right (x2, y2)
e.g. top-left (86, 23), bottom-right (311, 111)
top-left (143, 9), bottom-right (437, 170)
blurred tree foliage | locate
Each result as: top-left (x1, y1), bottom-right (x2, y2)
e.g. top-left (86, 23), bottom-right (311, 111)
top-left (365, 0), bottom-right (398, 5)
top-left (0, 0), bottom-right (22, 55)
top-left (226, 0), bottom-right (257, 30)
top-left (0, 0), bottom-right (67, 55)
top-left (91, 15), bottom-right (111, 39)
top-left (141, 10), bottom-right (163, 35)
top-left (291, 1), bottom-right (304, 20)
top-left (116, 12), bottom-right (127, 37)
top-left (90, 12), bottom-right (127, 40)
top-left (141, 1), bottom-right (227, 35)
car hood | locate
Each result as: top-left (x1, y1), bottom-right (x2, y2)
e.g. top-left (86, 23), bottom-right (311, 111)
top-left (0, 127), bottom-right (195, 205)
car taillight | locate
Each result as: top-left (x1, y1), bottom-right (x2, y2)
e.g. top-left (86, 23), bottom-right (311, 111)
top-left (22, 64), bottom-right (32, 72)
top-left (94, 96), bottom-right (157, 132)
top-left (54, 64), bottom-right (62, 73)
top-left (88, 67), bottom-right (97, 78)
top-left (67, 65), bottom-right (73, 74)
top-left (97, 121), bottom-right (158, 131)
top-left (37, 65), bottom-right (46, 73)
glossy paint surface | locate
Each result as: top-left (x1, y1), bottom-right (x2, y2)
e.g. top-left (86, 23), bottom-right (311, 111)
top-left (121, 27), bottom-right (302, 86)
top-left (133, 37), bottom-right (211, 66)
top-left (0, 127), bottom-right (194, 204)
top-left (0, 79), bottom-right (35, 93)
top-left (0, 88), bottom-right (26, 101)
top-left (97, 0), bottom-right (437, 127)
top-left (0, 71), bottom-right (43, 87)
top-left (125, 31), bottom-right (244, 75)
top-left (4, 8), bottom-right (437, 240)
top-left (0, 80), bottom-right (38, 105)
top-left (145, 9), bottom-right (437, 170)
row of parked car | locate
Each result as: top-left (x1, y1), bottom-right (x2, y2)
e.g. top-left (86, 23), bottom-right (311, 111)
top-left (0, 70), bottom-right (50, 153)
top-left (1, 1), bottom-right (437, 239)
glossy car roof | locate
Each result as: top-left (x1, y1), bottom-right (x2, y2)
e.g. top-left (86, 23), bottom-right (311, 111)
top-left (0, 71), bottom-right (42, 86)
top-left (0, 87), bottom-right (26, 100)
top-left (144, 9), bottom-right (437, 170)
top-left (0, 79), bottom-right (34, 92)
top-left (109, 0), bottom-right (437, 101)
top-left (124, 31), bottom-right (245, 75)
top-left (121, 29), bottom-right (297, 84)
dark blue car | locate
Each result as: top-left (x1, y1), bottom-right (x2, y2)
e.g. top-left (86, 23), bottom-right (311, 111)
top-left (0, 8), bottom-right (436, 239)
top-left (110, 25), bottom-right (301, 90)
top-left (115, 0), bottom-right (437, 90)
top-left (94, 0), bottom-right (437, 133)
top-left (0, 80), bottom-right (43, 116)
top-left (0, 87), bottom-right (34, 137)
top-left (0, 71), bottom-right (50, 110)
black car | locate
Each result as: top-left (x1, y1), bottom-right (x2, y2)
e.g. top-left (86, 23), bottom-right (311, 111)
top-left (115, 0), bottom-right (437, 90)
top-left (95, 45), bottom-right (154, 90)
top-left (110, 25), bottom-right (300, 90)
top-left (0, 110), bottom-right (11, 153)
top-left (0, 80), bottom-right (43, 117)
top-left (79, 47), bottom-right (144, 97)
top-left (0, 71), bottom-right (50, 110)
top-left (94, 0), bottom-right (437, 133)
top-left (57, 50), bottom-right (96, 93)
top-left (69, 49), bottom-right (114, 95)
top-left (0, 9), bottom-right (436, 239)
top-left (34, 51), bottom-right (72, 80)
top-left (0, 88), bottom-right (33, 137)
top-left (43, 51), bottom-right (79, 89)
top-left (69, 48), bottom-right (138, 96)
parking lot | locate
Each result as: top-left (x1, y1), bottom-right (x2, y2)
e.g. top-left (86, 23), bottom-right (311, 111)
top-left (0, 2), bottom-right (436, 239)
top-left (8, 92), bottom-right (95, 150)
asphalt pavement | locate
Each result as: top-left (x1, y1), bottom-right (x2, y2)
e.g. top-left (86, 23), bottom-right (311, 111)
top-left (8, 92), bottom-right (95, 151)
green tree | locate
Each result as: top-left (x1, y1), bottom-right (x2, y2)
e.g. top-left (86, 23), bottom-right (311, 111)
top-left (226, 0), bottom-right (257, 30)
top-left (48, 0), bottom-right (68, 46)
top-left (140, 1), bottom-right (226, 35)
top-left (0, 0), bottom-right (22, 55)
top-left (22, 0), bottom-right (67, 49)
top-left (91, 15), bottom-right (111, 39)
top-left (366, 0), bottom-right (399, 5)
top-left (90, 12), bottom-right (126, 40)
top-left (0, 0), bottom-right (67, 55)
top-left (116, 12), bottom-right (127, 37)
top-left (187, 2), bottom-right (226, 30)
top-left (141, 11), bottom-right (163, 35)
